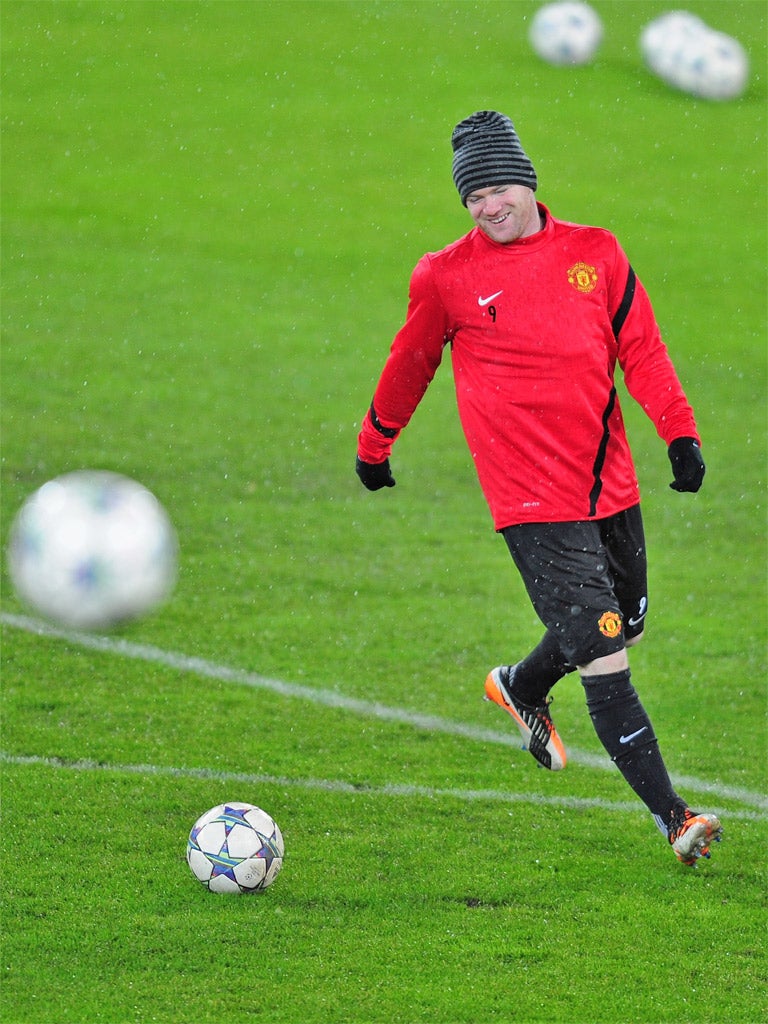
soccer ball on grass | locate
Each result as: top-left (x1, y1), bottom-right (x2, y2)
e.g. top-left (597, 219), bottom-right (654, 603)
top-left (529, 1), bottom-right (603, 66)
top-left (187, 802), bottom-right (285, 894)
top-left (7, 470), bottom-right (177, 630)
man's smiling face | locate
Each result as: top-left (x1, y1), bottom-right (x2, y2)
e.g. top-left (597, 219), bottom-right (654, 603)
top-left (465, 184), bottom-right (541, 243)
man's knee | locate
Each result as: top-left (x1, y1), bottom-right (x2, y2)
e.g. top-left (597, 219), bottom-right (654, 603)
top-left (578, 648), bottom-right (629, 675)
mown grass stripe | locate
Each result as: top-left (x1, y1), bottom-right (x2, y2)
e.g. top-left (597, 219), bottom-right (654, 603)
top-left (3, 611), bottom-right (764, 812)
top-left (2, 752), bottom-right (763, 822)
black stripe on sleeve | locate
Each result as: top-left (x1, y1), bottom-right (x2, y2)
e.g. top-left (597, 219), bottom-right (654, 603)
top-left (370, 403), bottom-right (399, 438)
top-left (587, 267), bottom-right (635, 517)
top-left (588, 386), bottom-right (617, 518)
top-left (611, 265), bottom-right (636, 339)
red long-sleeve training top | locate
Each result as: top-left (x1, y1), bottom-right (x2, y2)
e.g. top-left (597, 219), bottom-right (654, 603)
top-left (358, 204), bottom-right (699, 530)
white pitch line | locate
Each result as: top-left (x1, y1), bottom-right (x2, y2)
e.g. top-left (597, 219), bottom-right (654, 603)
top-left (2, 752), bottom-right (763, 822)
top-left (2, 611), bottom-right (765, 813)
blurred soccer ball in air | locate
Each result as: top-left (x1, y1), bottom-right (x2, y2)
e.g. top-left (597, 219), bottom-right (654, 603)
top-left (7, 470), bottom-right (178, 630)
top-left (640, 11), bottom-right (749, 101)
top-left (529, 2), bottom-right (604, 66)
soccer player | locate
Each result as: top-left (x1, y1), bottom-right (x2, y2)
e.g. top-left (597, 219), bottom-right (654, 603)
top-left (355, 110), bottom-right (722, 866)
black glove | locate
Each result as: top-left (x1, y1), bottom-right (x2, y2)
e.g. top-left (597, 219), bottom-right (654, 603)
top-left (356, 456), bottom-right (396, 491)
top-left (668, 437), bottom-right (705, 492)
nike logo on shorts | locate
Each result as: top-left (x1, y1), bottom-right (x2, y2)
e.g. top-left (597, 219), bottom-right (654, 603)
top-left (628, 596), bottom-right (648, 627)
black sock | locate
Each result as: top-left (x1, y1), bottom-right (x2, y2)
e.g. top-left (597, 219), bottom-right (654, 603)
top-left (510, 630), bottom-right (574, 705)
top-left (581, 669), bottom-right (683, 819)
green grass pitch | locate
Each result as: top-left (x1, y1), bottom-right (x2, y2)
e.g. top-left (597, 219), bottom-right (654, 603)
top-left (1, 2), bottom-right (766, 1022)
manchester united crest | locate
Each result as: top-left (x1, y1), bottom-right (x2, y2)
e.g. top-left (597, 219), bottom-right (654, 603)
top-left (567, 261), bottom-right (598, 293)
top-left (598, 611), bottom-right (622, 638)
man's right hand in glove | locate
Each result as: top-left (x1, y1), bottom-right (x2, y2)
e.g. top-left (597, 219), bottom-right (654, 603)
top-left (356, 456), bottom-right (396, 491)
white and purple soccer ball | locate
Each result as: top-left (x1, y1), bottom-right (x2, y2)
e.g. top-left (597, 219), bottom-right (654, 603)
top-left (7, 470), bottom-right (177, 630)
top-left (529, 2), bottom-right (604, 66)
top-left (640, 12), bottom-right (749, 101)
top-left (187, 802), bottom-right (285, 894)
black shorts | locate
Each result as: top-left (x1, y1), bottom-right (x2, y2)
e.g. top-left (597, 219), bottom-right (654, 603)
top-left (501, 505), bottom-right (648, 666)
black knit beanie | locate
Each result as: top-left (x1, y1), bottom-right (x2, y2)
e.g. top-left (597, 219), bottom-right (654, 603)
top-left (451, 111), bottom-right (537, 206)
